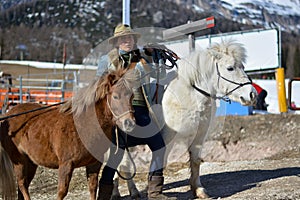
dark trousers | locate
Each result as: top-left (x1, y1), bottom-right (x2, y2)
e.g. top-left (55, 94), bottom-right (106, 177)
top-left (100, 106), bottom-right (165, 185)
top-left (255, 89), bottom-right (268, 111)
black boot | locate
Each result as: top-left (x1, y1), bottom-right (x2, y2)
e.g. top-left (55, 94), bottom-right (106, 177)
top-left (97, 182), bottom-right (113, 200)
top-left (147, 175), bottom-right (176, 199)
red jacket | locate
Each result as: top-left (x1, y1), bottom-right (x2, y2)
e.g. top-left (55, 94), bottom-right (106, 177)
top-left (252, 83), bottom-right (263, 94)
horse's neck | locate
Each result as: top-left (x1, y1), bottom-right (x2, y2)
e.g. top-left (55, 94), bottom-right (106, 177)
top-left (167, 73), bottom-right (211, 110)
top-left (95, 99), bottom-right (113, 133)
top-left (176, 56), bottom-right (216, 99)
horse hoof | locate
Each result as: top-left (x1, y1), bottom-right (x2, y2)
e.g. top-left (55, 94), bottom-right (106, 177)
top-left (195, 187), bottom-right (209, 199)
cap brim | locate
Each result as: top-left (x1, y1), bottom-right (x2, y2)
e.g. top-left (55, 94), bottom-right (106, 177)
top-left (108, 32), bottom-right (141, 44)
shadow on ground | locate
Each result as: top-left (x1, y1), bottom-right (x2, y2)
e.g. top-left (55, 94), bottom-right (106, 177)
top-left (161, 167), bottom-right (300, 199)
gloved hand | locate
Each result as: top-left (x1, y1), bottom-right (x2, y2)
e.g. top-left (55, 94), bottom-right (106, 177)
top-left (143, 43), bottom-right (180, 69)
top-left (143, 43), bottom-right (168, 56)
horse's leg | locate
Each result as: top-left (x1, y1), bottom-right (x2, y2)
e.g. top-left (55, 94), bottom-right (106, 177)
top-left (23, 161), bottom-right (38, 199)
top-left (14, 160), bottom-right (37, 200)
top-left (86, 162), bottom-right (102, 200)
top-left (57, 162), bottom-right (74, 200)
top-left (188, 144), bottom-right (208, 199)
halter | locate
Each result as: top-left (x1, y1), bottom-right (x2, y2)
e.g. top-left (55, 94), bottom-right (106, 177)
top-left (192, 62), bottom-right (252, 103)
top-left (106, 97), bottom-right (135, 122)
top-left (106, 95), bottom-right (137, 181)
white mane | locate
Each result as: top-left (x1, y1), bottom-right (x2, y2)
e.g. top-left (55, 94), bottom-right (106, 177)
top-left (208, 39), bottom-right (246, 64)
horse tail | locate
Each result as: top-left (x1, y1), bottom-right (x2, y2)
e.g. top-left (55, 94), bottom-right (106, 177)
top-left (0, 121), bottom-right (16, 200)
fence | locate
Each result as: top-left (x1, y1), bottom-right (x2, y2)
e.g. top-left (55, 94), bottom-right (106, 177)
top-left (0, 71), bottom-right (78, 114)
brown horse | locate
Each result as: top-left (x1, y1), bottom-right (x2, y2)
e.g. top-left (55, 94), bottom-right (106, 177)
top-left (0, 68), bottom-right (137, 200)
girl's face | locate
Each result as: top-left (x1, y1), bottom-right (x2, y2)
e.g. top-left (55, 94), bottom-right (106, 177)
top-left (117, 35), bottom-right (135, 52)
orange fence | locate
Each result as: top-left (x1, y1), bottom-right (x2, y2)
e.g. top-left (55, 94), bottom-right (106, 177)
top-left (0, 71), bottom-right (78, 113)
top-left (0, 71), bottom-right (79, 113)
top-left (0, 88), bottom-right (73, 113)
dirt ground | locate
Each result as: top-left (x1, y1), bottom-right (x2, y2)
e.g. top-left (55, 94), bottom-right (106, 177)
top-left (5, 113), bottom-right (297, 200)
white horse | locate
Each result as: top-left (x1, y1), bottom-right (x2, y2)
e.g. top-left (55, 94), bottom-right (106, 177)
top-left (112, 40), bottom-right (257, 199)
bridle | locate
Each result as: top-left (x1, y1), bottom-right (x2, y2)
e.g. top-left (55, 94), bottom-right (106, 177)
top-left (106, 88), bottom-right (137, 181)
top-left (106, 97), bottom-right (134, 122)
top-left (192, 62), bottom-right (252, 103)
top-left (105, 75), bottom-right (135, 122)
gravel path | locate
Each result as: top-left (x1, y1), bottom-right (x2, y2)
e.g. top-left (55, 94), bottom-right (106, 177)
top-left (1, 114), bottom-right (299, 200)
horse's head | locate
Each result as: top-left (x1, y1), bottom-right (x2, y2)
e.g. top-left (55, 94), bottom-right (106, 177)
top-left (104, 69), bottom-right (137, 132)
top-left (208, 40), bottom-right (257, 105)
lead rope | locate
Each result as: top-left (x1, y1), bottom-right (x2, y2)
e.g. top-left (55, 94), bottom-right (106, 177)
top-left (114, 127), bottom-right (137, 181)
top-left (0, 101), bottom-right (66, 121)
top-left (114, 127), bottom-right (119, 154)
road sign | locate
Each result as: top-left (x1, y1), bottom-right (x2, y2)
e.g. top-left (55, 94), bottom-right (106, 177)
top-left (163, 16), bottom-right (215, 40)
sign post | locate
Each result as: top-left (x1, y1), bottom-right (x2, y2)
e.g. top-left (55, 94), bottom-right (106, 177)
top-left (163, 16), bottom-right (215, 52)
top-left (276, 67), bottom-right (287, 113)
top-left (122, 0), bottom-right (130, 25)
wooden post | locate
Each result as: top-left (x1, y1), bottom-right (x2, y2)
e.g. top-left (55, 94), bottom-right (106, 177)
top-left (188, 21), bottom-right (195, 52)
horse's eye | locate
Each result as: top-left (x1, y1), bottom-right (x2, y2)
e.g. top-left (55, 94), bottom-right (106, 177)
top-left (112, 95), bottom-right (119, 100)
top-left (227, 67), bottom-right (234, 71)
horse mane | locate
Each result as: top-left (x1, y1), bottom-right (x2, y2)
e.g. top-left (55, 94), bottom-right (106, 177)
top-left (60, 68), bottom-right (138, 117)
top-left (208, 39), bottom-right (246, 64)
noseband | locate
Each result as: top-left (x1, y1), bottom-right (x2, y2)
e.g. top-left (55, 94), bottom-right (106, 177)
top-left (106, 98), bottom-right (135, 122)
top-left (192, 62), bottom-right (252, 102)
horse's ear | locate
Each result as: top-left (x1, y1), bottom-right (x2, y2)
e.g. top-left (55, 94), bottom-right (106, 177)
top-left (107, 73), bottom-right (118, 86)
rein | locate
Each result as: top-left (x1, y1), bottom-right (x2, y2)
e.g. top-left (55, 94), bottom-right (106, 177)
top-left (114, 127), bottom-right (137, 181)
top-left (0, 101), bottom-right (66, 121)
top-left (192, 62), bottom-right (252, 103)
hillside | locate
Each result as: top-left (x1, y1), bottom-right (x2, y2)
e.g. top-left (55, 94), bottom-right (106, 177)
top-left (0, 0), bottom-right (300, 78)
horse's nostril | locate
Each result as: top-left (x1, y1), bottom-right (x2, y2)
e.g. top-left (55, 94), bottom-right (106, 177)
top-left (124, 119), bottom-right (135, 128)
top-left (250, 92), bottom-right (256, 100)
top-left (240, 96), bottom-right (245, 103)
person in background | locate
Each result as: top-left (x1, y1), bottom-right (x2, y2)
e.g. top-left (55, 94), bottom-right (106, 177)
top-left (96, 24), bottom-right (174, 200)
top-left (0, 71), bottom-right (12, 92)
top-left (291, 101), bottom-right (297, 109)
top-left (252, 82), bottom-right (268, 111)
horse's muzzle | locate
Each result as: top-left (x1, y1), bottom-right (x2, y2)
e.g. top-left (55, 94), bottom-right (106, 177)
top-left (240, 91), bottom-right (257, 106)
top-left (122, 118), bottom-right (136, 132)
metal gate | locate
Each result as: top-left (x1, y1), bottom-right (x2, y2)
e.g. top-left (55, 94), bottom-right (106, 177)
top-left (0, 71), bottom-right (78, 114)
